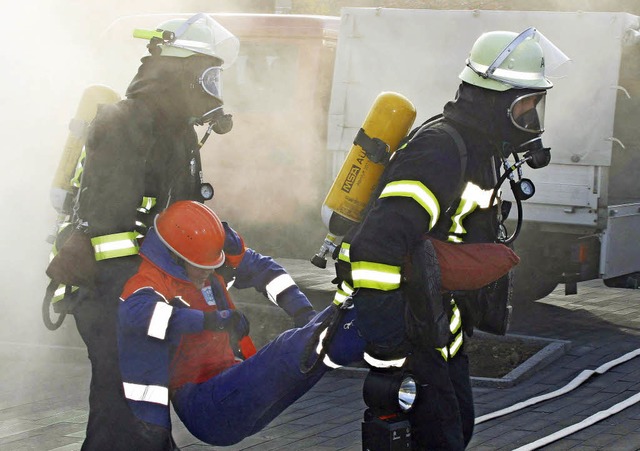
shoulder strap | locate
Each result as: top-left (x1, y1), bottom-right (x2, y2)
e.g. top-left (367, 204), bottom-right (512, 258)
top-left (437, 122), bottom-right (468, 195)
top-left (404, 116), bottom-right (468, 193)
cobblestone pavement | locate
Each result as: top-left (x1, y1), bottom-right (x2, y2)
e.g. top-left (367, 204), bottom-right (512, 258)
top-left (2, 260), bottom-right (640, 450)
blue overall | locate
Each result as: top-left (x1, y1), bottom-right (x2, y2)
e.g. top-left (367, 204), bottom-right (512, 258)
top-left (172, 306), bottom-right (362, 446)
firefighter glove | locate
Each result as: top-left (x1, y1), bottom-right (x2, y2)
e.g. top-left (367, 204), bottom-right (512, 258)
top-left (203, 309), bottom-right (250, 340)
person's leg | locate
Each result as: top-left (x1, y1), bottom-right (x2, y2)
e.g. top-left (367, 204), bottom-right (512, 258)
top-left (172, 306), bottom-right (364, 446)
top-left (74, 287), bottom-right (127, 450)
top-left (73, 258), bottom-right (169, 450)
top-left (449, 351), bottom-right (475, 447)
top-left (407, 348), bottom-right (466, 450)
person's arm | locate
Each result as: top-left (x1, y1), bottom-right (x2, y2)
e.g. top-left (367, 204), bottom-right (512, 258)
top-left (118, 288), bottom-right (205, 345)
top-left (233, 249), bottom-right (316, 327)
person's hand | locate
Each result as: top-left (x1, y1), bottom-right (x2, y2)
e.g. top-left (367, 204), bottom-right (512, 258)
top-left (203, 309), bottom-right (250, 340)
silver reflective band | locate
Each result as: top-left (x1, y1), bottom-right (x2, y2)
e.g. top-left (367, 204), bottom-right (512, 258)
top-left (266, 274), bottom-right (296, 304)
top-left (316, 328), bottom-right (342, 369)
top-left (122, 382), bottom-right (169, 405)
top-left (148, 302), bottom-right (173, 340)
top-left (364, 352), bottom-right (406, 369)
top-left (351, 268), bottom-right (402, 285)
top-left (338, 243), bottom-right (350, 262)
top-left (449, 182), bottom-right (496, 236)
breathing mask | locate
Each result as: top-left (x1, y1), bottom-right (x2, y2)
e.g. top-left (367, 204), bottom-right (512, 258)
top-left (192, 65), bottom-right (233, 134)
top-left (507, 90), bottom-right (550, 169)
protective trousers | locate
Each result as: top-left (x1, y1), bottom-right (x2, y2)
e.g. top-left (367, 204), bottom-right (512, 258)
top-left (171, 306), bottom-right (365, 446)
top-left (406, 348), bottom-right (474, 450)
top-left (74, 258), bottom-right (177, 451)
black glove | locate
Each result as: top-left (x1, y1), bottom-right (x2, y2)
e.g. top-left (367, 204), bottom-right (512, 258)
top-left (203, 309), bottom-right (250, 341)
top-left (293, 306), bottom-right (317, 328)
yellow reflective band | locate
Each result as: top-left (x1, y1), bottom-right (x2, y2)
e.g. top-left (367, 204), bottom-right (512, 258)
top-left (141, 196), bottom-right (156, 210)
top-left (70, 148), bottom-right (86, 189)
top-left (450, 304), bottom-right (462, 334)
top-left (91, 232), bottom-right (140, 261)
top-left (380, 180), bottom-right (440, 230)
top-left (447, 235), bottom-right (463, 243)
top-left (338, 242), bottom-right (351, 263)
top-left (437, 347), bottom-right (449, 361)
top-left (333, 281), bottom-right (354, 306)
top-left (449, 331), bottom-right (464, 358)
top-left (122, 382), bottom-right (168, 405)
top-left (351, 261), bottom-right (402, 291)
top-left (52, 284), bottom-right (78, 303)
top-left (449, 182), bottom-right (496, 236)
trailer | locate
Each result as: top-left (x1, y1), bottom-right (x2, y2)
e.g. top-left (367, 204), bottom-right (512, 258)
top-left (325, 8), bottom-right (640, 301)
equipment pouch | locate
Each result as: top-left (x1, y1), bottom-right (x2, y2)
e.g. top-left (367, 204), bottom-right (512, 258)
top-left (46, 229), bottom-right (97, 288)
top-left (403, 239), bottom-right (450, 349)
top-left (475, 270), bottom-right (513, 335)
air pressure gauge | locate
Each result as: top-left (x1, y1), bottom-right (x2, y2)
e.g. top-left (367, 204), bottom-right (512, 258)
top-left (515, 178), bottom-right (535, 200)
top-left (200, 183), bottom-right (214, 201)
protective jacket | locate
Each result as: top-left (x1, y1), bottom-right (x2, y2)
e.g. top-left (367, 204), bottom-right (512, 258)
top-left (117, 223), bottom-right (314, 429)
top-left (336, 83), bottom-right (515, 353)
top-left (78, 56), bottom-right (209, 261)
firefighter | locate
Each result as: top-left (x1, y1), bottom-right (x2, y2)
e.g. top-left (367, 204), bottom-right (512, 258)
top-left (117, 201), bottom-right (364, 447)
top-left (67, 14), bottom-right (237, 450)
top-left (334, 28), bottom-right (566, 449)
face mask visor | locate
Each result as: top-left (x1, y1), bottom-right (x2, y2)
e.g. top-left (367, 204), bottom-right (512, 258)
top-left (169, 13), bottom-right (239, 69)
top-left (198, 66), bottom-right (222, 100)
top-left (509, 91), bottom-right (546, 134)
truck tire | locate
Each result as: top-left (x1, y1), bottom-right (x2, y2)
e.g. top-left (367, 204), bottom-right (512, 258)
top-left (511, 264), bottom-right (559, 303)
top-left (510, 234), bottom-right (560, 303)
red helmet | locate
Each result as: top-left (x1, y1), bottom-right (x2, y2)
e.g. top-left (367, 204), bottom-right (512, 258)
top-left (154, 201), bottom-right (226, 269)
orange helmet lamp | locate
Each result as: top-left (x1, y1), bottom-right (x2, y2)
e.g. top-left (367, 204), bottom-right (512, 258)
top-left (154, 201), bottom-right (226, 269)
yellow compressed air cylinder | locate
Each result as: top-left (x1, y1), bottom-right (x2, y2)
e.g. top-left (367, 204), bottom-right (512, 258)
top-left (51, 85), bottom-right (120, 211)
top-left (322, 91), bottom-right (417, 233)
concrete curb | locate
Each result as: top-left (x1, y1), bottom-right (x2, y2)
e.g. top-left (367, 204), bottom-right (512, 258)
top-left (470, 333), bottom-right (572, 388)
top-left (334, 333), bottom-right (572, 388)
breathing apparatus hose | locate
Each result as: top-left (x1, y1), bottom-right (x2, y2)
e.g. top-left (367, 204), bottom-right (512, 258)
top-left (490, 155), bottom-right (527, 245)
top-left (42, 279), bottom-right (66, 331)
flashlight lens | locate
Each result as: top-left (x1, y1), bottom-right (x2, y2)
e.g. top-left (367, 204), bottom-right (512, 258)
top-left (398, 377), bottom-right (417, 412)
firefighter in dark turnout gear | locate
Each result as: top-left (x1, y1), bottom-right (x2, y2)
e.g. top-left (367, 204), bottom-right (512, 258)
top-left (335, 29), bottom-right (567, 449)
top-left (70, 14), bottom-right (238, 451)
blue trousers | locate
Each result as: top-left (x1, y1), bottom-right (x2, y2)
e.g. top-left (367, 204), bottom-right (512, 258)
top-left (171, 306), bottom-right (364, 446)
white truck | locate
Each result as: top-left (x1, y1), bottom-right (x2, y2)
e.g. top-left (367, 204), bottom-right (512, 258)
top-left (325, 8), bottom-right (640, 301)
top-left (91, 9), bottom-right (640, 303)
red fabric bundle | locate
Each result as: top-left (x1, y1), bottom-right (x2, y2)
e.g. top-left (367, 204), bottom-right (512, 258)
top-left (430, 239), bottom-right (520, 291)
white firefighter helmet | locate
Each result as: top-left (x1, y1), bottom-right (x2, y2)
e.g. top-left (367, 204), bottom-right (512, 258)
top-left (137, 13), bottom-right (239, 68)
top-left (459, 27), bottom-right (568, 92)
